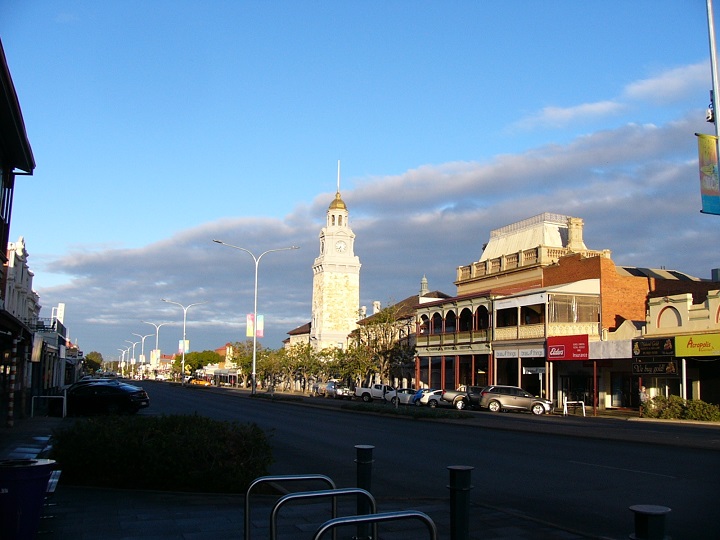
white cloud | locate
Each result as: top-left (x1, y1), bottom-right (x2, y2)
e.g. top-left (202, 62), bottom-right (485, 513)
top-left (33, 113), bottom-right (716, 359)
top-left (512, 61), bottom-right (709, 131)
top-left (623, 62), bottom-right (709, 104)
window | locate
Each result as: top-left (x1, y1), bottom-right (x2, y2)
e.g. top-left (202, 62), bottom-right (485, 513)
top-left (548, 295), bottom-right (600, 323)
top-left (496, 308), bottom-right (518, 328)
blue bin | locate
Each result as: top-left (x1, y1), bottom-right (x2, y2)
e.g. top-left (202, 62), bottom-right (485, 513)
top-left (0, 458), bottom-right (56, 540)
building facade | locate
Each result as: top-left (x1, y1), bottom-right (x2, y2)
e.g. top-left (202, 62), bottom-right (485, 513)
top-left (309, 189), bottom-right (361, 350)
top-left (414, 213), bottom-right (720, 411)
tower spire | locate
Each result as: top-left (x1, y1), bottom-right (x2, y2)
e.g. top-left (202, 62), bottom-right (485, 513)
top-left (337, 160), bottom-right (341, 193)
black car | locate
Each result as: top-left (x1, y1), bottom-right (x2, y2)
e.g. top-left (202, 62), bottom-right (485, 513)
top-left (66, 381), bottom-right (150, 415)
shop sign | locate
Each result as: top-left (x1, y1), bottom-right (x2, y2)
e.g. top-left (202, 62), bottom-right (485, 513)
top-left (523, 367), bottom-right (546, 374)
top-left (547, 335), bottom-right (589, 360)
top-left (495, 348), bottom-right (545, 358)
top-left (632, 338), bottom-right (674, 357)
top-left (675, 333), bottom-right (720, 357)
top-left (632, 360), bottom-right (679, 377)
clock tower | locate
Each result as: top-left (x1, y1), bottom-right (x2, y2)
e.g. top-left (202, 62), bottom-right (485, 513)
top-left (310, 189), bottom-right (361, 350)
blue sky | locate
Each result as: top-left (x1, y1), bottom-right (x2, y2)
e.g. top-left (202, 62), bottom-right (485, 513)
top-left (1, 1), bottom-right (718, 361)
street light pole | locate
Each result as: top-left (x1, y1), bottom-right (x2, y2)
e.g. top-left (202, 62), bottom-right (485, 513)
top-left (212, 239), bottom-right (299, 395)
top-left (125, 340), bottom-right (139, 378)
top-left (117, 348), bottom-right (128, 377)
top-left (142, 321), bottom-right (169, 374)
top-left (142, 321), bottom-right (168, 352)
top-left (161, 299), bottom-right (207, 385)
top-left (132, 333), bottom-right (154, 378)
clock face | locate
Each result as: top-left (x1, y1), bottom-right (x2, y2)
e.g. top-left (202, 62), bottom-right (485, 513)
top-left (335, 240), bottom-right (347, 253)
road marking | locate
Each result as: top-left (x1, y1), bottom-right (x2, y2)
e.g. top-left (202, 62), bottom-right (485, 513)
top-left (568, 460), bottom-right (676, 479)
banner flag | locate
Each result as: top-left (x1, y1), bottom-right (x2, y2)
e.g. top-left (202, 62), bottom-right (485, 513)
top-left (256, 315), bottom-right (264, 338)
top-left (696, 133), bottom-right (720, 215)
top-left (246, 314), bottom-right (254, 337)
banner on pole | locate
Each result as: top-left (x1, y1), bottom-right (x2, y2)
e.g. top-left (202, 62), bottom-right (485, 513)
top-left (696, 133), bottom-right (720, 215)
top-left (246, 314), bottom-right (264, 337)
top-left (246, 314), bottom-right (254, 337)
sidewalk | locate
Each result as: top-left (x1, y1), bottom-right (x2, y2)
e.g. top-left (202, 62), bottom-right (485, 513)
top-left (1, 415), bottom-right (601, 540)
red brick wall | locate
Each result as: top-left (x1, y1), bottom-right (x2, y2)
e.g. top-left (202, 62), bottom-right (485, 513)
top-left (543, 254), bottom-right (647, 331)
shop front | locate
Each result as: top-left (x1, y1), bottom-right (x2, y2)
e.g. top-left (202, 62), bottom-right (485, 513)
top-left (492, 345), bottom-right (546, 397)
top-left (674, 333), bottom-right (720, 405)
top-left (632, 337), bottom-right (679, 402)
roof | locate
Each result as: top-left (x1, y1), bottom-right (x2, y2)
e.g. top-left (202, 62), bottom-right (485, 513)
top-left (358, 291), bottom-right (450, 324)
top-left (616, 266), bottom-right (702, 281)
top-left (287, 322), bottom-right (311, 335)
top-left (479, 213), bottom-right (570, 262)
top-left (0, 39), bottom-right (34, 174)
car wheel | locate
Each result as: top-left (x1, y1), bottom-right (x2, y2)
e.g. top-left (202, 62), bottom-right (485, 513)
top-left (488, 400), bottom-right (501, 413)
top-left (391, 397), bottom-right (398, 406)
top-left (455, 399), bottom-right (466, 410)
top-left (531, 403), bottom-right (545, 415)
top-left (414, 400), bottom-right (422, 406)
top-left (429, 400), bottom-right (438, 408)
top-left (362, 393), bottom-right (371, 402)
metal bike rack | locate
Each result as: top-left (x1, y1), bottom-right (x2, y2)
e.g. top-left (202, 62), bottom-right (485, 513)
top-left (270, 487), bottom-right (376, 540)
top-left (245, 474), bottom-right (336, 540)
top-left (312, 510), bottom-right (438, 540)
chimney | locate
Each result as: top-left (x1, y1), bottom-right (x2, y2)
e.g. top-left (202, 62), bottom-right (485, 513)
top-left (373, 301), bottom-right (381, 314)
top-left (566, 217), bottom-right (587, 252)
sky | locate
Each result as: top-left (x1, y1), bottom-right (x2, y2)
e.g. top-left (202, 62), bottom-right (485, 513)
top-left (1, 0), bottom-right (719, 362)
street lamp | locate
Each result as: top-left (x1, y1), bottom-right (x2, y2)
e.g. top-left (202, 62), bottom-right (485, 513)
top-left (125, 340), bottom-right (139, 378)
top-left (132, 333), bottom-right (154, 378)
top-left (117, 348), bottom-right (128, 377)
top-left (212, 239), bottom-right (299, 395)
top-left (161, 299), bottom-right (207, 384)
top-left (142, 321), bottom-right (169, 373)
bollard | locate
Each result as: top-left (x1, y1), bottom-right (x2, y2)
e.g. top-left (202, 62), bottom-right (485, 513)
top-left (447, 466), bottom-right (473, 540)
top-left (355, 445), bottom-right (375, 540)
top-left (629, 504), bottom-right (671, 540)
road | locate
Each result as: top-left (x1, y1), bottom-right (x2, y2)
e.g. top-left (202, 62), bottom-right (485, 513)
top-left (140, 381), bottom-right (720, 539)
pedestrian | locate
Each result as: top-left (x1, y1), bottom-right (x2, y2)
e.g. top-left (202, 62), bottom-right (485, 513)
top-left (639, 386), bottom-right (649, 417)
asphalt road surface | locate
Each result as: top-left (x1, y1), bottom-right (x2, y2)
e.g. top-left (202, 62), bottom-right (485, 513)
top-left (140, 381), bottom-right (720, 539)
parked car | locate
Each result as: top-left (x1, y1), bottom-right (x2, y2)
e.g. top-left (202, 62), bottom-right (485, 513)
top-left (478, 385), bottom-right (552, 415)
top-left (354, 383), bottom-right (395, 402)
top-left (325, 381), bottom-right (352, 399)
top-left (417, 389), bottom-right (449, 408)
top-left (386, 388), bottom-right (417, 406)
top-left (412, 388), bottom-right (435, 405)
top-left (67, 378), bottom-right (121, 392)
top-left (66, 381), bottom-right (150, 415)
top-left (441, 385), bottom-right (485, 410)
top-left (188, 378), bottom-right (212, 386)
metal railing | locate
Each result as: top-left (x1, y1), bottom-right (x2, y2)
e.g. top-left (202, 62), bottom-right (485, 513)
top-left (313, 510), bottom-right (438, 540)
top-left (270, 487), bottom-right (376, 540)
top-left (244, 474), bottom-right (335, 540)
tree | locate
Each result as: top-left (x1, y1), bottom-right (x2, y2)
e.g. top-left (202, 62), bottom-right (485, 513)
top-left (228, 340), bottom-right (260, 388)
top-left (174, 350), bottom-right (222, 375)
top-left (353, 301), bottom-right (417, 384)
top-left (84, 351), bottom-right (103, 373)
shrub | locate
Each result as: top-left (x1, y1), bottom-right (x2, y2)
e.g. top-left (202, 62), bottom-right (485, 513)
top-left (50, 414), bottom-right (273, 493)
top-left (644, 395), bottom-right (720, 422)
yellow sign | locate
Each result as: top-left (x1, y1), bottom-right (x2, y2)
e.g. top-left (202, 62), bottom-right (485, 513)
top-left (675, 333), bottom-right (720, 357)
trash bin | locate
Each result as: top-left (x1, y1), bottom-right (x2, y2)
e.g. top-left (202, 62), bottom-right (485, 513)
top-left (0, 458), bottom-right (56, 540)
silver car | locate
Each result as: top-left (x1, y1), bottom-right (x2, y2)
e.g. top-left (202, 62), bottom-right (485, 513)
top-left (479, 385), bottom-right (552, 415)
